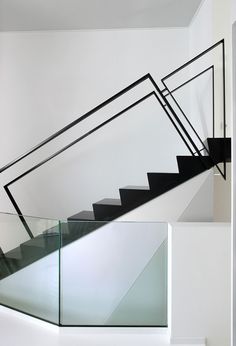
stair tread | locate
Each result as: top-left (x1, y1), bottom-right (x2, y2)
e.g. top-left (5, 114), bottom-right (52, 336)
top-left (207, 137), bottom-right (231, 141)
top-left (93, 198), bottom-right (122, 206)
top-left (68, 210), bottom-right (95, 221)
top-left (177, 155), bottom-right (211, 159)
top-left (147, 172), bottom-right (179, 176)
top-left (147, 172), bottom-right (182, 179)
top-left (120, 186), bottom-right (150, 191)
top-left (0, 138), bottom-right (229, 281)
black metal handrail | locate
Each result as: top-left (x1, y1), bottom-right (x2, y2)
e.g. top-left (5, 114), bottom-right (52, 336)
top-left (162, 39), bottom-right (224, 83)
top-left (3, 81), bottom-right (200, 238)
top-left (162, 39), bottom-right (225, 139)
top-left (161, 39), bottom-right (226, 178)
top-left (1, 39), bottom-right (226, 238)
top-left (162, 65), bottom-right (215, 136)
top-left (0, 74), bottom-right (151, 174)
top-left (2, 39), bottom-right (225, 176)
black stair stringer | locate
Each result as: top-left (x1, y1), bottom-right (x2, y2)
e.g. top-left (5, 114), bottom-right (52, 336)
top-left (0, 138), bottom-right (231, 281)
top-left (70, 156), bottom-right (214, 225)
top-left (70, 138), bottom-right (231, 225)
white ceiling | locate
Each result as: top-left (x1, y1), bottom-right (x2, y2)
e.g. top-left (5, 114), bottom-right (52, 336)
top-left (0, 0), bottom-right (203, 31)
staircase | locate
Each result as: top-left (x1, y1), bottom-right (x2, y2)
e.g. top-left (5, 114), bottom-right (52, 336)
top-left (69, 137), bottom-right (231, 222)
top-left (0, 137), bottom-right (231, 281)
top-left (0, 39), bottom-right (230, 330)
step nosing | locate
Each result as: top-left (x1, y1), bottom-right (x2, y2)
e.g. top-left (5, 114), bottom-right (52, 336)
top-left (120, 186), bottom-right (150, 191)
top-left (94, 199), bottom-right (122, 206)
top-left (68, 210), bottom-right (95, 221)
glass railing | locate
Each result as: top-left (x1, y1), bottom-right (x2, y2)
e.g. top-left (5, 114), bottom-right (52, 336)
top-left (0, 212), bottom-right (60, 324)
top-left (0, 212), bottom-right (168, 326)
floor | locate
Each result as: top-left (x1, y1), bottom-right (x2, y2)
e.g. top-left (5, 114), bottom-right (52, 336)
top-left (0, 305), bottom-right (205, 346)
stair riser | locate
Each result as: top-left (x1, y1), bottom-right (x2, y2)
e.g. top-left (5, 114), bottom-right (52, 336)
top-left (93, 205), bottom-right (123, 221)
top-left (0, 258), bottom-right (12, 278)
top-left (20, 245), bottom-right (48, 260)
top-left (207, 138), bottom-right (231, 163)
top-left (66, 222), bottom-right (104, 243)
top-left (177, 157), bottom-right (213, 176)
top-left (1, 138), bottom-right (230, 281)
top-left (4, 258), bottom-right (24, 273)
top-left (119, 190), bottom-right (152, 206)
top-left (148, 178), bottom-right (184, 192)
top-left (68, 211), bottom-right (95, 222)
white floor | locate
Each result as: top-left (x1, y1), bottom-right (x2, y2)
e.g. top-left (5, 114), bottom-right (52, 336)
top-left (0, 305), bottom-right (205, 346)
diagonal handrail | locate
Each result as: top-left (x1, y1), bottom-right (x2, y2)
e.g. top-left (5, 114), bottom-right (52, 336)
top-left (162, 39), bottom-right (224, 82)
top-left (0, 74), bottom-right (151, 174)
top-left (161, 65), bottom-right (214, 98)
top-left (1, 39), bottom-right (226, 238)
top-left (161, 38), bottom-right (226, 178)
top-left (162, 65), bottom-right (225, 178)
top-left (1, 40), bottom-right (225, 178)
top-left (162, 65), bottom-right (215, 138)
top-left (3, 84), bottom-right (199, 239)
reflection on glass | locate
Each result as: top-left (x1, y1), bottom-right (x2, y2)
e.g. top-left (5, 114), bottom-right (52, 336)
top-left (0, 212), bottom-right (168, 326)
top-left (0, 212), bottom-right (60, 324)
top-left (60, 220), bottom-right (167, 326)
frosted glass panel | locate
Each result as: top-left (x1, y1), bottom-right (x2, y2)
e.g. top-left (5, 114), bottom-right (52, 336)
top-left (0, 213), bottom-right (60, 324)
top-left (0, 213), bottom-right (168, 326)
top-left (106, 240), bottom-right (167, 325)
top-left (60, 221), bottom-right (168, 326)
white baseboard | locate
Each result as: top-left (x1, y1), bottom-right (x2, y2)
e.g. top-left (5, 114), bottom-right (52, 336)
top-left (170, 336), bottom-right (206, 345)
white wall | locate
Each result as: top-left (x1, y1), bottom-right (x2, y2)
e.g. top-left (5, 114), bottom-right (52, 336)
top-left (169, 222), bottom-right (231, 346)
top-left (233, 1), bottom-right (236, 23)
top-left (0, 28), bottom-right (190, 220)
top-left (189, 0), bottom-right (232, 137)
top-left (189, 0), bottom-right (232, 222)
top-left (189, 0), bottom-right (214, 141)
top-left (213, 163), bottom-right (231, 221)
top-left (189, 0), bottom-right (213, 54)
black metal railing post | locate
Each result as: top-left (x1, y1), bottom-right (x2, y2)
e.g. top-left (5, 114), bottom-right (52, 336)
top-left (161, 39), bottom-right (226, 179)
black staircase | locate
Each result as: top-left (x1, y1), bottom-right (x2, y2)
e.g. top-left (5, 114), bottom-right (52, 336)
top-left (0, 39), bottom-right (230, 280)
top-left (0, 137), bottom-right (231, 280)
top-left (69, 138), bottom-right (231, 222)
